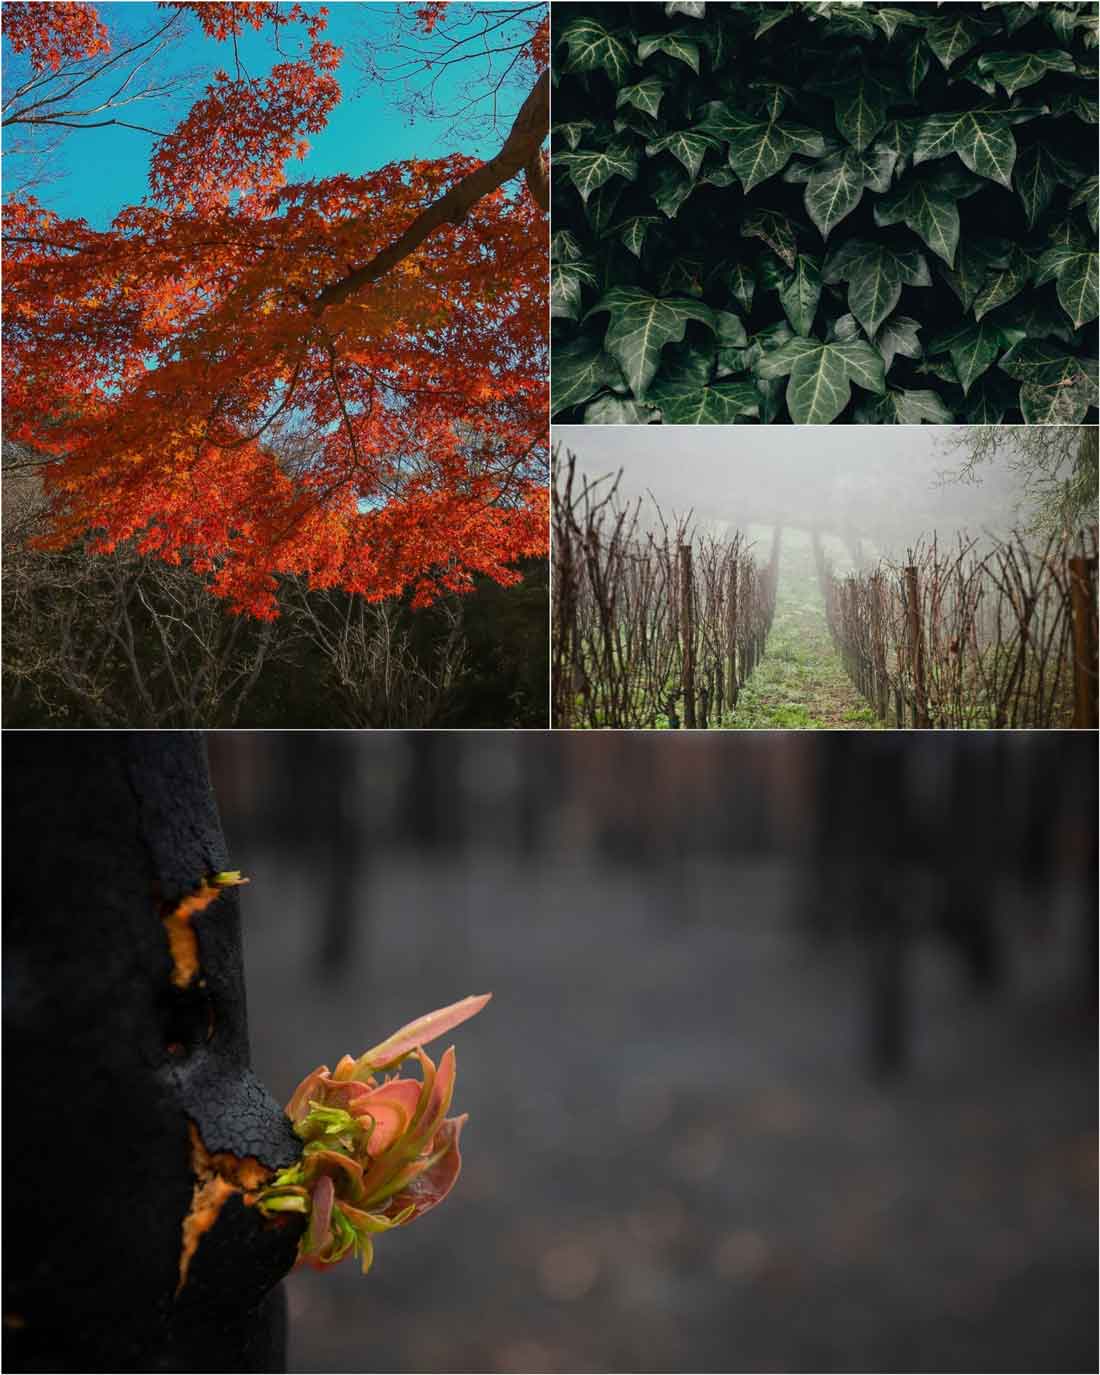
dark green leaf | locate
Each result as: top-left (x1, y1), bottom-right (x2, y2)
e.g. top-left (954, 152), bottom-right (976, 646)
top-left (1070, 175), bottom-right (1099, 234)
top-left (972, 246), bottom-right (1032, 320)
top-left (1036, 243), bottom-right (1099, 327)
top-left (855, 388), bottom-right (954, 423)
top-left (977, 48), bottom-right (1078, 96)
top-left (756, 337), bottom-right (885, 423)
top-left (650, 163), bottom-right (695, 217)
top-left (616, 77), bottom-right (668, 118)
top-left (551, 229), bottom-right (584, 263)
top-left (551, 338), bottom-right (626, 416)
top-left (833, 74), bottom-right (890, 151)
top-left (551, 258), bottom-right (598, 320)
top-left (803, 149), bottom-right (869, 238)
top-left (873, 176), bottom-right (964, 265)
top-left (617, 215), bottom-right (662, 258)
top-left (651, 380), bottom-right (761, 422)
top-left (557, 142), bottom-right (639, 203)
top-left (925, 14), bottom-right (992, 69)
top-left (740, 208), bottom-right (798, 267)
top-left (873, 314), bottom-right (923, 371)
top-left (1013, 142), bottom-right (1079, 228)
top-left (583, 396), bottom-right (659, 423)
top-left (553, 120), bottom-right (597, 151)
top-left (558, 16), bottom-right (635, 84)
top-left (776, 254), bottom-right (822, 335)
top-left (585, 287), bottom-right (716, 398)
top-left (913, 109), bottom-right (1016, 186)
top-left (637, 30), bottom-right (701, 74)
top-left (646, 128), bottom-right (716, 178)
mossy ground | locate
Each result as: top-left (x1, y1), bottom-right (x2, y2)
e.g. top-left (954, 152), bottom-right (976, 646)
top-left (724, 528), bottom-right (883, 731)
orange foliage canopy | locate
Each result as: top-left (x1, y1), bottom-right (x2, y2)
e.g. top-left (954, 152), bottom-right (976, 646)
top-left (2, 2), bottom-right (548, 618)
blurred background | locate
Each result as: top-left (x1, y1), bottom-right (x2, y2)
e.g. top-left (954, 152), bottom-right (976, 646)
top-left (207, 733), bottom-right (1097, 1374)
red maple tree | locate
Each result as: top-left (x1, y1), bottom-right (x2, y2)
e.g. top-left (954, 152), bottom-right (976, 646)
top-left (2, 1), bottom-right (548, 617)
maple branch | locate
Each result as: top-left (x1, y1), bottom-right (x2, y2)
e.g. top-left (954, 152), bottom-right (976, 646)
top-left (312, 68), bottom-right (547, 316)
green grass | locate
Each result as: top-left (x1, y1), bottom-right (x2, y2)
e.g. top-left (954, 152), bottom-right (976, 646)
top-left (723, 528), bottom-right (883, 731)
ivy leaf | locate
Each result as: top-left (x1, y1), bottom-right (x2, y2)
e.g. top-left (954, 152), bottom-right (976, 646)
top-left (1050, 89), bottom-right (1099, 124)
top-left (651, 380), bottom-right (761, 422)
top-left (873, 314), bottom-right (923, 371)
top-left (557, 142), bottom-right (639, 203)
top-left (776, 254), bottom-right (822, 335)
top-left (931, 320), bottom-right (1013, 393)
top-left (873, 175), bottom-right (969, 265)
top-left (1070, 175), bottom-right (1099, 234)
top-left (913, 109), bottom-right (1017, 187)
top-left (823, 239), bottom-right (930, 334)
top-left (550, 229), bottom-right (584, 263)
top-left (961, 371), bottom-right (1018, 423)
top-left (854, 388), bottom-right (954, 422)
top-left (665, 1), bottom-right (707, 18)
top-left (558, 17), bottom-right (635, 85)
top-left (585, 287), bottom-right (716, 399)
top-left (843, 245), bottom-right (905, 335)
top-left (871, 7), bottom-right (924, 41)
top-left (740, 208), bottom-right (799, 267)
top-left (1018, 376), bottom-right (1093, 423)
top-left (637, 30), bottom-right (701, 74)
top-left (584, 180), bottom-right (625, 237)
top-left (552, 121), bottom-right (596, 151)
top-left (748, 80), bottom-right (795, 120)
top-left (697, 103), bottom-right (825, 192)
top-left (617, 215), bottom-right (662, 258)
top-left (616, 77), bottom-right (668, 118)
top-left (1036, 243), bottom-right (1099, 327)
top-left (646, 129), bottom-right (716, 178)
top-left (832, 74), bottom-right (891, 151)
top-left (998, 340), bottom-right (1096, 422)
top-left (649, 163), bottom-right (695, 218)
top-left (977, 48), bottom-right (1078, 96)
top-left (1013, 142), bottom-right (1080, 229)
top-left (551, 258), bottom-right (598, 320)
top-left (584, 396), bottom-right (658, 423)
top-left (801, 149), bottom-right (868, 239)
top-left (715, 310), bottom-right (748, 349)
top-left (972, 246), bottom-right (1032, 321)
top-left (925, 14), bottom-right (994, 69)
top-left (551, 338), bottom-right (626, 416)
top-left (710, 261), bottom-right (756, 313)
top-left (874, 118), bottom-right (921, 173)
top-left (755, 5), bottom-right (793, 38)
top-left (755, 337), bottom-right (885, 423)
top-left (939, 236), bottom-right (1004, 309)
top-left (902, 39), bottom-right (932, 97)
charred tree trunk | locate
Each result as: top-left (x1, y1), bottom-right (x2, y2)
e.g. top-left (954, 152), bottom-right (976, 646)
top-left (3, 732), bottom-right (303, 1373)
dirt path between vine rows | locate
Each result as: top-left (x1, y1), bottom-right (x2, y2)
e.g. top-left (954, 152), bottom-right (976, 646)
top-left (727, 526), bottom-right (882, 730)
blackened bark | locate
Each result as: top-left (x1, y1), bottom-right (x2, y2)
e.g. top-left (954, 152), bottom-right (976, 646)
top-left (3, 732), bottom-right (303, 1373)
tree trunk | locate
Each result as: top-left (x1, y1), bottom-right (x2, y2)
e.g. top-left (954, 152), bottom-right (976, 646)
top-left (3, 732), bottom-right (303, 1373)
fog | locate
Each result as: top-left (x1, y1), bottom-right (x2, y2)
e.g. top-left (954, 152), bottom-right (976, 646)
top-left (552, 425), bottom-right (1044, 558)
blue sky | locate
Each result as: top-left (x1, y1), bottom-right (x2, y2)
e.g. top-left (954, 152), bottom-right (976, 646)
top-left (2, 1), bottom-right (538, 227)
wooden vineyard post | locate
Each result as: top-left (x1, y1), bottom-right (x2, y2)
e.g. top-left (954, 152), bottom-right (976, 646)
top-left (846, 581), bottom-right (861, 696)
top-left (1069, 555), bottom-right (1099, 729)
top-left (904, 565), bottom-right (928, 728)
top-left (869, 571), bottom-right (888, 721)
top-left (680, 543), bottom-right (696, 729)
top-left (727, 561), bottom-right (739, 708)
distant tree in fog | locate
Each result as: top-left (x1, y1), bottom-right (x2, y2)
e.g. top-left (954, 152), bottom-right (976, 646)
top-left (941, 426), bottom-right (1099, 537)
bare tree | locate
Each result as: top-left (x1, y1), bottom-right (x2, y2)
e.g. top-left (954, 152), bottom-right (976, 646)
top-left (287, 584), bottom-right (468, 728)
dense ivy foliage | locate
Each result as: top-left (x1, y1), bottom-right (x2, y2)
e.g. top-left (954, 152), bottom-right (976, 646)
top-left (551, 1), bottom-right (1099, 424)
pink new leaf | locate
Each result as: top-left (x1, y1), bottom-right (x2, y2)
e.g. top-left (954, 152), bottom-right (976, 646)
top-left (353, 993), bottom-right (491, 1075)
